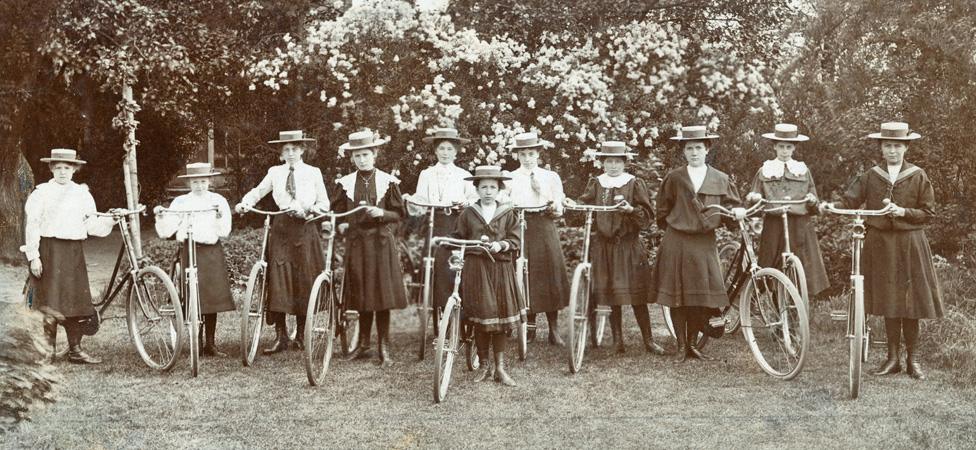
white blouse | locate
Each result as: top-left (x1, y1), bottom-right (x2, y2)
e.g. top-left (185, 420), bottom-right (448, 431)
top-left (887, 164), bottom-right (902, 183)
top-left (409, 163), bottom-right (477, 215)
top-left (240, 161), bottom-right (330, 213)
top-left (21, 181), bottom-right (115, 261)
top-left (687, 165), bottom-right (708, 192)
top-left (155, 191), bottom-right (232, 245)
top-left (504, 166), bottom-right (566, 213)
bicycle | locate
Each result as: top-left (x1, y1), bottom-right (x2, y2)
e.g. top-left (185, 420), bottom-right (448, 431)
top-left (822, 200), bottom-right (894, 399)
top-left (430, 236), bottom-right (494, 403)
top-left (155, 206), bottom-right (218, 377)
top-left (302, 205), bottom-right (372, 386)
top-left (90, 205), bottom-right (184, 371)
top-left (238, 207), bottom-right (293, 367)
top-left (512, 202), bottom-right (552, 360)
top-left (561, 200), bottom-right (628, 374)
top-left (704, 203), bottom-right (809, 380)
top-left (403, 196), bottom-right (464, 361)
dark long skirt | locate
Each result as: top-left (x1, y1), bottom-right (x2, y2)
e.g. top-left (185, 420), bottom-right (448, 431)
top-left (652, 228), bottom-right (729, 308)
top-left (757, 214), bottom-right (829, 297)
top-left (30, 237), bottom-right (96, 319)
top-left (524, 214), bottom-right (570, 313)
top-left (591, 235), bottom-right (651, 306)
top-left (427, 211), bottom-right (459, 309)
top-left (180, 242), bottom-right (235, 315)
top-left (343, 231), bottom-right (409, 312)
top-left (267, 214), bottom-right (325, 316)
top-left (461, 255), bottom-right (522, 333)
top-left (863, 228), bottom-right (943, 319)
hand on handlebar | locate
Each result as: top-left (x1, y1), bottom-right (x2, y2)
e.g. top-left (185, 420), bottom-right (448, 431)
top-left (745, 192), bottom-right (763, 204)
top-left (234, 203), bottom-right (248, 214)
top-left (489, 242), bottom-right (503, 253)
top-left (818, 202), bottom-right (834, 214)
top-left (887, 201), bottom-right (906, 217)
top-left (338, 223), bottom-right (350, 234)
top-left (153, 205), bottom-right (165, 216)
top-left (804, 193), bottom-right (818, 204)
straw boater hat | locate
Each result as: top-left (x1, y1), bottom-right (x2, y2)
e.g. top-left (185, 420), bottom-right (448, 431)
top-left (669, 125), bottom-right (719, 141)
top-left (268, 130), bottom-right (316, 145)
top-left (507, 132), bottom-right (552, 150)
top-left (422, 127), bottom-right (471, 144)
top-left (464, 165), bottom-right (512, 182)
top-left (338, 129), bottom-right (390, 152)
top-left (866, 122), bottom-right (921, 141)
top-left (177, 162), bottom-right (221, 179)
top-left (40, 148), bottom-right (86, 165)
top-left (762, 123), bottom-right (809, 142)
top-left (587, 141), bottom-right (637, 159)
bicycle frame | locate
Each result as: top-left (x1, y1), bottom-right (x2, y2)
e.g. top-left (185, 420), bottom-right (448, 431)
top-left (512, 203), bottom-right (550, 324)
top-left (92, 207), bottom-right (147, 317)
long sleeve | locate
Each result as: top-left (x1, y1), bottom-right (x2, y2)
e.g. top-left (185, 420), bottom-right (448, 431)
top-left (312, 167), bottom-right (330, 212)
top-left (839, 172), bottom-right (868, 210)
top-left (631, 178), bottom-right (654, 223)
top-left (578, 178), bottom-right (598, 204)
top-left (749, 170), bottom-right (763, 197)
top-left (408, 170), bottom-right (433, 216)
top-left (903, 171), bottom-right (936, 224)
top-left (240, 170), bottom-right (275, 209)
top-left (21, 190), bottom-right (43, 261)
top-left (806, 170), bottom-right (820, 215)
top-left (500, 212), bottom-right (520, 253)
top-left (549, 171), bottom-right (566, 214)
top-left (216, 195), bottom-right (232, 238)
top-left (155, 203), bottom-right (181, 239)
top-left (655, 172), bottom-right (674, 230)
top-left (379, 182), bottom-right (405, 223)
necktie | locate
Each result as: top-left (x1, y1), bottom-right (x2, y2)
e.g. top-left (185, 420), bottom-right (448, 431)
top-left (286, 166), bottom-right (296, 199)
top-left (530, 172), bottom-right (542, 195)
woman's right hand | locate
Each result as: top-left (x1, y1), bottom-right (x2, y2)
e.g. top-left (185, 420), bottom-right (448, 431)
top-left (30, 258), bottom-right (42, 278)
top-left (745, 192), bottom-right (763, 204)
top-left (338, 223), bottom-right (350, 234)
top-left (234, 203), bottom-right (248, 214)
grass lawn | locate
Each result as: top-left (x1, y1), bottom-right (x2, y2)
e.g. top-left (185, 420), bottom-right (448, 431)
top-left (3, 232), bottom-right (975, 448)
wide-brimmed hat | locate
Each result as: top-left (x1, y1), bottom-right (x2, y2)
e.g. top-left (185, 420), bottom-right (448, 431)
top-left (669, 125), bottom-right (719, 141)
top-left (762, 123), bottom-right (809, 142)
top-left (866, 122), bottom-right (921, 141)
top-left (338, 129), bottom-right (390, 152)
top-left (464, 165), bottom-right (511, 182)
top-left (507, 132), bottom-right (552, 150)
top-left (422, 127), bottom-right (471, 144)
top-left (40, 148), bottom-right (86, 165)
top-left (177, 162), bottom-right (221, 179)
top-left (586, 141), bottom-right (637, 159)
top-left (268, 130), bottom-right (316, 145)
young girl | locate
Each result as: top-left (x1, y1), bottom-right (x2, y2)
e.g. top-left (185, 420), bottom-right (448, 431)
top-left (652, 126), bottom-right (744, 362)
top-left (503, 132), bottom-right (569, 345)
top-left (745, 123), bottom-right (829, 298)
top-left (570, 141), bottom-right (665, 355)
top-left (453, 166), bottom-right (522, 386)
top-left (408, 128), bottom-right (478, 313)
top-left (332, 130), bottom-right (408, 368)
top-left (155, 163), bottom-right (234, 357)
top-left (824, 122), bottom-right (943, 380)
top-left (22, 148), bottom-right (115, 364)
top-left (235, 130), bottom-right (330, 354)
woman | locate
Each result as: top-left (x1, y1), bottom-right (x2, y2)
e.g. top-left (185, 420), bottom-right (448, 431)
top-left (570, 141), bottom-right (665, 355)
top-left (823, 122), bottom-right (943, 380)
top-left (332, 129), bottom-right (408, 368)
top-left (22, 148), bottom-right (115, 364)
top-left (155, 162), bottom-right (235, 357)
top-left (235, 130), bottom-right (331, 354)
top-left (407, 127), bottom-right (478, 313)
top-left (745, 123), bottom-right (829, 297)
top-left (651, 126), bottom-right (744, 362)
top-left (453, 166), bottom-right (522, 386)
top-left (503, 132), bottom-right (570, 346)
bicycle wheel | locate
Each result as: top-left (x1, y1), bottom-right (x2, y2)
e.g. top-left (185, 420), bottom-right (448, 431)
top-left (434, 297), bottom-right (460, 403)
top-left (738, 268), bottom-right (809, 380)
top-left (515, 259), bottom-right (529, 361)
top-left (335, 269), bottom-right (360, 356)
top-left (567, 264), bottom-right (591, 374)
top-left (187, 280), bottom-right (200, 377)
top-left (849, 276), bottom-right (865, 399)
top-left (784, 254), bottom-right (809, 306)
top-left (305, 273), bottom-right (336, 386)
top-left (416, 259), bottom-right (433, 360)
top-left (720, 242), bottom-right (742, 334)
top-left (593, 307), bottom-right (609, 347)
top-left (241, 262), bottom-right (267, 367)
top-left (126, 266), bottom-right (184, 371)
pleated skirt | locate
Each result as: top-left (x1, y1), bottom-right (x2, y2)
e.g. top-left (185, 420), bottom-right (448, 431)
top-left (31, 237), bottom-right (96, 319)
top-left (267, 215), bottom-right (325, 315)
top-left (652, 228), bottom-right (729, 308)
top-left (863, 228), bottom-right (944, 319)
top-left (524, 214), bottom-right (570, 313)
top-left (461, 255), bottom-right (522, 333)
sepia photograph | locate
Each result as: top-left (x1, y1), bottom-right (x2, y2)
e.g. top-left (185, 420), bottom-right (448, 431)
top-left (1, 0), bottom-right (974, 448)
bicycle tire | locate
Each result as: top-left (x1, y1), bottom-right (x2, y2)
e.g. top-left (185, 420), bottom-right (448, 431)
top-left (305, 273), bottom-right (336, 386)
top-left (567, 264), bottom-right (591, 374)
top-left (515, 259), bottom-right (529, 361)
top-left (720, 242), bottom-right (743, 334)
top-left (434, 297), bottom-right (460, 403)
top-left (241, 262), bottom-right (267, 367)
top-left (785, 254), bottom-right (809, 306)
top-left (187, 277), bottom-right (200, 377)
top-left (335, 269), bottom-right (360, 356)
top-left (738, 267), bottom-right (809, 380)
top-left (126, 265), bottom-right (184, 371)
top-left (850, 276), bottom-right (865, 399)
top-left (593, 308), bottom-right (608, 347)
top-left (417, 258), bottom-right (433, 360)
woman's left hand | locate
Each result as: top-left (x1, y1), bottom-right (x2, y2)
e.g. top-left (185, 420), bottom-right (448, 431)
top-left (489, 242), bottom-right (503, 253)
top-left (804, 193), bottom-right (818, 204)
top-left (367, 206), bottom-right (385, 218)
top-left (889, 203), bottom-right (907, 217)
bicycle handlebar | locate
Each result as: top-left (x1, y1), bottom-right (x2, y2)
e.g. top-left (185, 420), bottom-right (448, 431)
top-left (513, 202), bottom-right (552, 213)
top-left (90, 205), bottom-right (147, 218)
top-left (304, 205), bottom-right (374, 223)
top-left (403, 195), bottom-right (464, 210)
top-left (703, 202), bottom-right (764, 219)
top-left (155, 206), bottom-right (219, 215)
top-left (562, 200), bottom-right (628, 212)
top-left (241, 206), bottom-right (292, 216)
top-left (432, 236), bottom-right (492, 248)
top-left (822, 200), bottom-right (895, 217)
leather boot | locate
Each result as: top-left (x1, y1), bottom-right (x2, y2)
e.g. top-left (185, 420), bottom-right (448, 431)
top-left (293, 316), bottom-right (306, 351)
top-left (42, 317), bottom-right (59, 362)
top-left (634, 305), bottom-right (666, 355)
top-left (493, 352), bottom-right (516, 387)
top-left (671, 314), bottom-right (688, 363)
top-left (378, 336), bottom-right (394, 368)
top-left (263, 322), bottom-right (290, 354)
top-left (903, 318), bottom-right (926, 380)
top-left (872, 342), bottom-right (902, 376)
top-left (611, 321), bottom-right (625, 354)
top-left (344, 334), bottom-right (372, 360)
top-left (906, 350), bottom-right (926, 380)
top-left (474, 355), bottom-right (494, 382)
top-left (526, 313), bottom-right (537, 343)
top-left (588, 311), bottom-right (598, 348)
top-left (547, 313), bottom-right (565, 347)
top-left (687, 327), bottom-right (715, 361)
top-left (66, 333), bottom-right (101, 365)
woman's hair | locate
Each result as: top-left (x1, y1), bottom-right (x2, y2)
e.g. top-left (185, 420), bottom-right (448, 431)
top-left (278, 142), bottom-right (315, 160)
top-left (48, 162), bottom-right (81, 172)
top-left (475, 178), bottom-right (505, 191)
top-left (432, 139), bottom-right (459, 151)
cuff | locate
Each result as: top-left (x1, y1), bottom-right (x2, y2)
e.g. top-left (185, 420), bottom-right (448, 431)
top-left (20, 245), bottom-right (39, 262)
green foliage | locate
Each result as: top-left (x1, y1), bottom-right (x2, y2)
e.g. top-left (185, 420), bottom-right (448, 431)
top-left (141, 227), bottom-right (264, 288)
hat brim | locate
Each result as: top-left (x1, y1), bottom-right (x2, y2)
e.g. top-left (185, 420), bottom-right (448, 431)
top-left (268, 138), bottom-right (316, 144)
top-left (866, 132), bottom-right (921, 141)
top-left (669, 135), bottom-right (719, 141)
top-left (339, 137), bottom-right (390, 151)
top-left (422, 136), bottom-right (471, 144)
top-left (590, 152), bottom-right (637, 158)
top-left (464, 175), bottom-right (512, 182)
top-left (40, 158), bottom-right (86, 164)
top-left (762, 132), bottom-right (809, 142)
top-left (508, 139), bottom-right (553, 150)
top-left (177, 172), bottom-right (222, 179)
